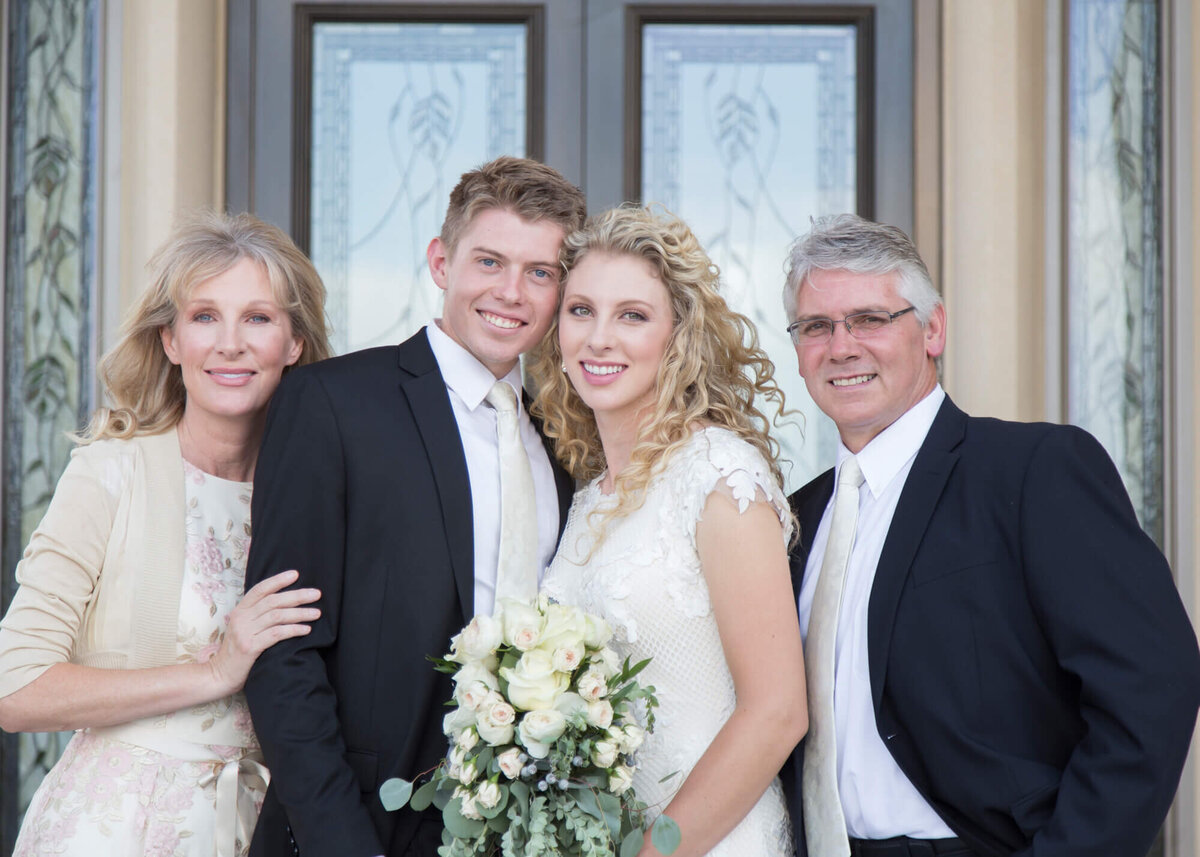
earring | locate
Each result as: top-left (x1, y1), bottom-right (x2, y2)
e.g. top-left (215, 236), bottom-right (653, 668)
top-left (561, 362), bottom-right (566, 372)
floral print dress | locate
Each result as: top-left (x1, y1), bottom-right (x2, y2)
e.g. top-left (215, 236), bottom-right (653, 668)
top-left (14, 462), bottom-right (266, 857)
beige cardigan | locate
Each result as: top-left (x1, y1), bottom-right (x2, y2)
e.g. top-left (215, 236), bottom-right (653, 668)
top-left (0, 430), bottom-right (186, 698)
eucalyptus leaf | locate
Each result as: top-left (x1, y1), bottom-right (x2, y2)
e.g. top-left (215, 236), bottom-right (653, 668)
top-left (651, 814), bottom-right (682, 855)
top-left (378, 778), bottom-right (413, 812)
top-left (444, 798), bottom-right (486, 839)
top-left (510, 780), bottom-right (531, 805)
top-left (620, 829), bottom-right (645, 857)
top-left (409, 779), bottom-right (438, 812)
top-left (573, 787), bottom-right (602, 820)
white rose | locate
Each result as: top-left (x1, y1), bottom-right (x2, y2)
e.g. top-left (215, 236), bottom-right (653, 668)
top-left (447, 745), bottom-right (467, 781)
top-left (443, 705), bottom-right (476, 737)
top-left (458, 758), bottom-right (479, 785)
top-left (459, 614), bottom-right (504, 661)
top-left (609, 764), bottom-right (634, 795)
top-left (584, 613), bottom-right (613, 648)
top-left (553, 691), bottom-right (588, 722)
top-left (590, 647), bottom-right (622, 678)
top-left (585, 699), bottom-right (613, 729)
top-left (475, 779), bottom-right (502, 810)
top-left (458, 790), bottom-right (483, 820)
top-left (576, 668), bottom-right (608, 702)
top-left (501, 600), bottom-right (544, 651)
top-left (518, 709), bottom-right (568, 758)
top-left (538, 603), bottom-right (588, 654)
top-left (591, 739), bottom-right (618, 769)
top-left (501, 649), bottom-right (569, 711)
top-left (452, 663), bottom-right (499, 710)
top-left (551, 643), bottom-right (585, 673)
top-left (455, 727), bottom-right (479, 752)
top-left (475, 696), bottom-right (517, 746)
top-left (618, 723), bottom-right (645, 753)
top-left (497, 747), bottom-right (524, 779)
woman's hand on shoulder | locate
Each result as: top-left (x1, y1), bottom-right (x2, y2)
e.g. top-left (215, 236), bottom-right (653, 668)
top-left (205, 569), bottom-right (321, 696)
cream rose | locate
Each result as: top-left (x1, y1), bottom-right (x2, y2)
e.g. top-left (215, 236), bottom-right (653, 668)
top-left (452, 662), bottom-right (499, 710)
top-left (455, 726), bottom-right (480, 752)
top-left (576, 667), bottom-right (608, 702)
top-left (518, 709), bottom-right (568, 758)
top-left (501, 649), bottom-right (569, 711)
top-left (458, 614), bottom-right (504, 661)
top-left (476, 696), bottom-right (517, 746)
top-left (585, 699), bottom-right (614, 729)
top-left (501, 600), bottom-right (544, 651)
top-left (497, 747), bottom-right (524, 779)
top-left (538, 603), bottom-right (588, 655)
top-left (609, 764), bottom-right (634, 795)
top-left (475, 780), bottom-right (502, 810)
top-left (590, 647), bottom-right (622, 678)
top-left (443, 705), bottom-right (476, 737)
top-left (618, 723), bottom-right (645, 753)
top-left (591, 739), bottom-right (618, 768)
top-left (458, 758), bottom-right (479, 785)
top-left (551, 643), bottom-right (585, 673)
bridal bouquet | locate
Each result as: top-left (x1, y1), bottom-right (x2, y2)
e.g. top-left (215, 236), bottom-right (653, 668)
top-left (381, 596), bottom-right (679, 857)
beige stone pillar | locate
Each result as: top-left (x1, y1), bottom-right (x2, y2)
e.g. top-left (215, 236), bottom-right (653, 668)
top-left (108, 0), bottom-right (225, 342)
top-left (939, 1), bottom-right (1046, 422)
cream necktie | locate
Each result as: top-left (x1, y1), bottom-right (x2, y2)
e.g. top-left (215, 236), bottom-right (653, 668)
top-left (803, 456), bottom-right (864, 857)
top-left (486, 381), bottom-right (539, 606)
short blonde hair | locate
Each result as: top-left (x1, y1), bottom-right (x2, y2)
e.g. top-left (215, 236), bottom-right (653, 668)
top-left (439, 156), bottom-right (586, 258)
top-left (82, 210), bottom-right (332, 442)
top-left (530, 205), bottom-right (787, 520)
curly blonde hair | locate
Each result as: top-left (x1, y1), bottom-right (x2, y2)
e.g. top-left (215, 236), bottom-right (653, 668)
top-left (530, 205), bottom-right (788, 521)
top-left (81, 210), bottom-right (333, 442)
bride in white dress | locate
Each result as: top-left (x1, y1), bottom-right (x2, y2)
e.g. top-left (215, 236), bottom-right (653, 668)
top-left (533, 206), bottom-right (808, 857)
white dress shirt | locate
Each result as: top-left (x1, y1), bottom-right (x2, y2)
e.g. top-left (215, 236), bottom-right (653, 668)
top-left (426, 322), bottom-right (560, 617)
top-left (797, 385), bottom-right (956, 839)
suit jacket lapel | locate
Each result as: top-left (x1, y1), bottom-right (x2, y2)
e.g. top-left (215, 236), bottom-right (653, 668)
top-left (867, 396), bottom-right (966, 709)
top-left (398, 330), bottom-right (475, 624)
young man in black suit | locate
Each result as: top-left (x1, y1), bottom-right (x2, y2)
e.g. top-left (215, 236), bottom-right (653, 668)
top-left (783, 214), bottom-right (1200, 857)
top-left (243, 157), bottom-right (586, 857)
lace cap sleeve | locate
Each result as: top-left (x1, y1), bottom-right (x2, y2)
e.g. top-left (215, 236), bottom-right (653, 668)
top-left (670, 428), bottom-right (793, 546)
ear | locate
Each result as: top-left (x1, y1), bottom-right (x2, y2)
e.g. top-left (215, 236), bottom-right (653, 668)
top-left (924, 303), bottom-right (947, 359)
top-left (427, 237), bottom-right (450, 291)
top-left (285, 335), bottom-right (303, 367)
top-left (160, 326), bottom-right (182, 365)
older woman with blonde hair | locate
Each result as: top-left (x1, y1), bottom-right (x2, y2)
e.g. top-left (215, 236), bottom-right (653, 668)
top-left (535, 205), bottom-right (807, 856)
top-left (0, 210), bottom-right (332, 856)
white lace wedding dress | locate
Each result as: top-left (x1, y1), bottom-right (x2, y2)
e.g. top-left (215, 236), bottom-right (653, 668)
top-left (542, 427), bottom-right (795, 856)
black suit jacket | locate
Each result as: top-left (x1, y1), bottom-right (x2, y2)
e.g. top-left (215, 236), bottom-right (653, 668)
top-left (786, 396), bottom-right (1200, 857)
top-left (244, 330), bottom-right (573, 857)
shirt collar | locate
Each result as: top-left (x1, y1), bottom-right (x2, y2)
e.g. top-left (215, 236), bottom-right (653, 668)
top-left (835, 385), bottom-right (945, 499)
top-left (426, 320), bottom-right (525, 411)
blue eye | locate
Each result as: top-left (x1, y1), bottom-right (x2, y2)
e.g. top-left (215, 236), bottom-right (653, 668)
top-left (567, 304), bottom-right (591, 317)
top-left (480, 258), bottom-right (498, 268)
top-left (193, 312), bottom-right (215, 323)
top-left (621, 311), bottom-right (647, 322)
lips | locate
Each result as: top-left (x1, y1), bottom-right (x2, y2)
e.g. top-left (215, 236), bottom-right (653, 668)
top-left (479, 310), bottom-right (523, 330)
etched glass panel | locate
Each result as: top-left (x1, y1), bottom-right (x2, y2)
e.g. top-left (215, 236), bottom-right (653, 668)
top-left (1066, 0), bottom-right (1162, 546)
top-left (641, 23), bottom-right (858, 491)
top-left (2, 0), bottom-right (99, 841)
top-left (310, 22), bottom-right (527, 354)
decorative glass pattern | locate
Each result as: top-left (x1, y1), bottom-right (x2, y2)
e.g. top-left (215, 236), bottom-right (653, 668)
top-left (641, 23), bottom-right (858, 491)
top-left (310, 22), bottom-right (527, 354)
top-left (2, 0), bottom-right (99, 843)
top-left (1066, 0), bottom-right (1163, 546)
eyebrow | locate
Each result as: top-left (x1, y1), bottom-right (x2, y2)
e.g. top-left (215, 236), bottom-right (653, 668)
top-left (795, 306), bottom-right (889, 320)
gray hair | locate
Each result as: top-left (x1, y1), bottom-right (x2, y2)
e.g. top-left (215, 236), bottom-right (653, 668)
top-left (782, 214), bottom-right (942, 324)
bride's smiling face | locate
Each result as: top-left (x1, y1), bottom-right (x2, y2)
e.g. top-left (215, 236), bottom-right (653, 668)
top-left (558, 251), bottom-right (675, 429)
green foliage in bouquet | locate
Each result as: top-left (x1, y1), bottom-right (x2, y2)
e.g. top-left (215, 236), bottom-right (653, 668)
top-left (380, 598), bottom-right (679, 857)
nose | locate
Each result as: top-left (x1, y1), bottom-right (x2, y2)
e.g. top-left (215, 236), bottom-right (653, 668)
top-left (827, 320), bottom-right (859, 360)
top-left (585, 316), bottom-right (614, 352)
top-left (492, 268), bottom-right (524, 304)
top-left (216, 320), bottom-right (246, 356)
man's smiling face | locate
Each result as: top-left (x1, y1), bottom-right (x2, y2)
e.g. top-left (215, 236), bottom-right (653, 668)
top-left (791, 268), bottom-right (945, 452)
top-left (427, 206), bottom-right (565, 378)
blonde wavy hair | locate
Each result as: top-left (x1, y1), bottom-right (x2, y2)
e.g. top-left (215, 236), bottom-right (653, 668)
top-left (530, 204), bottom-right (788, 521)
top-left (80, 210), bottom-right (333, 442)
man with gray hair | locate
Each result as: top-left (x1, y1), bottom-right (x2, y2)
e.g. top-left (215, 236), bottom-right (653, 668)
top-left (782, 214), bottom-right (1200, 857)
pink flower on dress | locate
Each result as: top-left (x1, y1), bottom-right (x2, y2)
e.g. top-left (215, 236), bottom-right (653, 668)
top-left (143, 820), bottom-right (183, 857)
top-left (84, 775), bottom-right (115, 805)
top-left (97, 744), bottom-right (134, 777)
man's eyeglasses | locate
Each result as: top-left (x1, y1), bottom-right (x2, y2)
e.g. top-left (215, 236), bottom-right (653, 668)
top-left (786, 306), bottom-right (917, 346)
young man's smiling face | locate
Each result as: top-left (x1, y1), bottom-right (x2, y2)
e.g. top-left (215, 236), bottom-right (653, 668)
top-left (792, 268), bottom-right (945, 452)
top-left (427, 206), bottom-right (566, 378)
